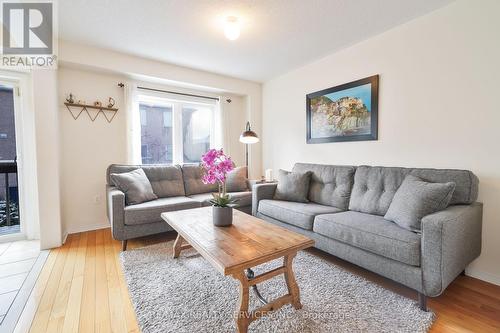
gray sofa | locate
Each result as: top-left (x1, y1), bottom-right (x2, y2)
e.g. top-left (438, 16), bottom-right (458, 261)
top-left (106, 164), bottom-right (252, 250)
top-left (252, 163), bottom-right (482, 311)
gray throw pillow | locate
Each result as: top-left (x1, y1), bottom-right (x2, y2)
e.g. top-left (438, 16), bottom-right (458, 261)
top-left (273, 169), bottom-right (312, 203)
top-left (384, 175), bottom-right (456, 232)
top-left (110, 168), bottom-right (157, 205)
top-left (226, 166), bottom-right (248, 192)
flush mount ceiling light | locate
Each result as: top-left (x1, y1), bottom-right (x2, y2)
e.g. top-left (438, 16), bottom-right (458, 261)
top-left (224, 16), bottom-right (240, 41)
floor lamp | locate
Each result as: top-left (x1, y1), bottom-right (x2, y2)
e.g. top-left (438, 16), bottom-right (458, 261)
top-left (239, 121), bottom-right (259, 178)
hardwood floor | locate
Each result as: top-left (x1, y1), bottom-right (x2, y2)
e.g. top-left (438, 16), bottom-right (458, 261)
top-left (22, 228), bottom-right (500, 333)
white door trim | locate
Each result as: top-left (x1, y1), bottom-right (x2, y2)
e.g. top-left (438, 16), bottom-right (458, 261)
top-left (0, 70), bottom-right (40, 242)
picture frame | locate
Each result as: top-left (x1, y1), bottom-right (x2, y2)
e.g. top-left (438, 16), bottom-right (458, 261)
top-left (306, 75), bottom-right (379, 144)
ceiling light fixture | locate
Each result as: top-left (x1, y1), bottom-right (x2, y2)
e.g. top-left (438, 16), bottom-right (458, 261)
top-left (224, 16), bottom-right (240, 41)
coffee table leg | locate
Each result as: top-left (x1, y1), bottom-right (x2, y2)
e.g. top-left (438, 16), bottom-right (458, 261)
top-left (233, 271), bottom-right (250, 333)
top-left (173, 234), bottom-right (184, 258)
top-left (284, 253), bottom-right (302, 309)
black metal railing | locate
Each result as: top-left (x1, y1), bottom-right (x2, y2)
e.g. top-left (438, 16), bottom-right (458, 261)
top-left (0, 160), bottom-right (19, 228)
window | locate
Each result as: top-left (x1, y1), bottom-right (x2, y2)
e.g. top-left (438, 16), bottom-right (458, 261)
top-left (163, 110), bottom-right (172, 128)
top-left (138, 95), bottom-right (215, 164)
top-left (139, 102), bottom-right (173, 164)
top-left (182, 105), bottom-right (212, 163)
top-left (140, 109), bottom-right (147, 126)
top-left (141, 144), bottom-right (149, 161)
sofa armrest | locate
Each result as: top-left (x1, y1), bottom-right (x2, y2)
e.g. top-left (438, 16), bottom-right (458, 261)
top-left (106, 185), bottom-right (126, 241)
top-left (251, 183), bottom-right (278, 216)
top-left (246, 179), bottom-right (259, 191)
top-left (421, 202), bottom-right (482, 296)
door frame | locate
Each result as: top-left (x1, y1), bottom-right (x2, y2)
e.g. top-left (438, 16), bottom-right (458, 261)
top-left (0, 70), bottom-right (39, 243)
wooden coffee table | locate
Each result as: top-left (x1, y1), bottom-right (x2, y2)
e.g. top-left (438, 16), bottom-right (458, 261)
top-left (161, 207), bottom-right (314, 333)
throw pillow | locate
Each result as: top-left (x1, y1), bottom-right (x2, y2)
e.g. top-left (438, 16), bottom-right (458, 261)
top-left (384, 175), bottom-right (456, 232)
top-left (110, 168), bottom-right (158, 205)
top-left (225, 166), bottom-right (248, 192)
top-left (273, 169), bottom-right (312, 203)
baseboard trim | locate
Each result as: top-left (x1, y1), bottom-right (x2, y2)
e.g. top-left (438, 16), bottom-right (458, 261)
top-left (62, 232), bottom-right (68, 244)
top-left (66, 223), bottom-right (110, 235)
top-left (466, 268), bottom-right (500, 286)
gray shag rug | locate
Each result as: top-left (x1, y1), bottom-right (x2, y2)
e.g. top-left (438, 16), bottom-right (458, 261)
top-left (120, 241), bottom-right (434, 333)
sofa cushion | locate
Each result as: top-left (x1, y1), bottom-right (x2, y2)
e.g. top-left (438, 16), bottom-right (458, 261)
top-left (110, 168), bottom-right (157, 205)
top-left (409, 168), bottom-right (478, 204)
top-left (349, 165), bottom-right (479, 216)
top-left (124, 197), bottom-right (201, 225)
top-left (273, 169), bottom-right (312, 203)
top-left (258, 199), bottom-right (342, 230)
top-left (189, 191), bottom-right (252, 207)
top-left (385, 175), bottom-right (456, 232)
top-left (226, 166), bottom-right (248, 192)
top-left (293, 163), bottom-right (355, 210)
top-left (313, 211), bottom-right (421, 266)
top-left (107, 164), bottom-right (141, 184)
top-left (348, 166), bottom-right (410, 216)
top-left (181, 164), bottom-right (218, 195)
top-left (107, 164), bottom-right (185, 197)
top-left (142, 165), bottom-right (185, 197)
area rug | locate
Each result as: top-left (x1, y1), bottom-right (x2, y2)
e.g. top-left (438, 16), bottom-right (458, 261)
top-left (120, 241), bottom-right (434, 333)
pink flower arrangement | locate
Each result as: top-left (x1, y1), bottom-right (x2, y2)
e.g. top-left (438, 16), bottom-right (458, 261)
top-left (201, 149), bottom-right (238, 207)
top-left (201, 148), bottom-right (234, 185)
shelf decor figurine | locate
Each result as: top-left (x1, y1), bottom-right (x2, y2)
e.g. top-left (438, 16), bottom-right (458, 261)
top-left (200, 149), bottom-right (238, 227)
top-left (107, 97), bottom-right (115, 108)
top-left (66, 93), bottom-right (75, 104)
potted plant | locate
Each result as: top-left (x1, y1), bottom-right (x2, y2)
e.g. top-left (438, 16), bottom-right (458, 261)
top-left (201, 149), bottom-right (238, 226)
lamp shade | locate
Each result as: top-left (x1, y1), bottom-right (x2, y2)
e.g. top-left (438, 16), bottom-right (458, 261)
top-left (239, 121), bottom-right (259, 144)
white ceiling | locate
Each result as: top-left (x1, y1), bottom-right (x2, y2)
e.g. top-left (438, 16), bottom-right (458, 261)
top-left (59, 0), bottom-right (453, 82)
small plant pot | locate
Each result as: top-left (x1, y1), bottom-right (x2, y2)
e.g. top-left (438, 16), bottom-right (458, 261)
top-left (212, 206), bottom-right (233, 227)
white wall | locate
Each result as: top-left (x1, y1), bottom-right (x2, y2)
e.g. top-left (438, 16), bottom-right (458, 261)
top-left (58, 67), bottom-right (251, 235)
top-left (32, 70), bottom-right (63, 249)
top-left (262, 0), bottom-right (500, 285)
top-left (223, 95), bottom-right (247, 167)
top-left (58, 67), bottom-right (127, 234)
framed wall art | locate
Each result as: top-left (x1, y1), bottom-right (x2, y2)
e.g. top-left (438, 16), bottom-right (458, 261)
top-left (306, 75), bottom-right (379, 143)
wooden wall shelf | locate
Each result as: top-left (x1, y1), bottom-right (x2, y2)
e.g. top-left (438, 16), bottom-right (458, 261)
top-left (64, 102), bottom-right (118, 123)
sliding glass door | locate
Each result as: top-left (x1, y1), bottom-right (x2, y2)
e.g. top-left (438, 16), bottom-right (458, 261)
top-left (0, 84), bottom-right (20, 237)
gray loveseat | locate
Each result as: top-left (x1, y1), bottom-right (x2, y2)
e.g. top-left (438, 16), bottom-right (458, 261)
top-left (106, 164), bottom-right (252, 250)
top-left (252, 163), bottom-right (482, 311)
